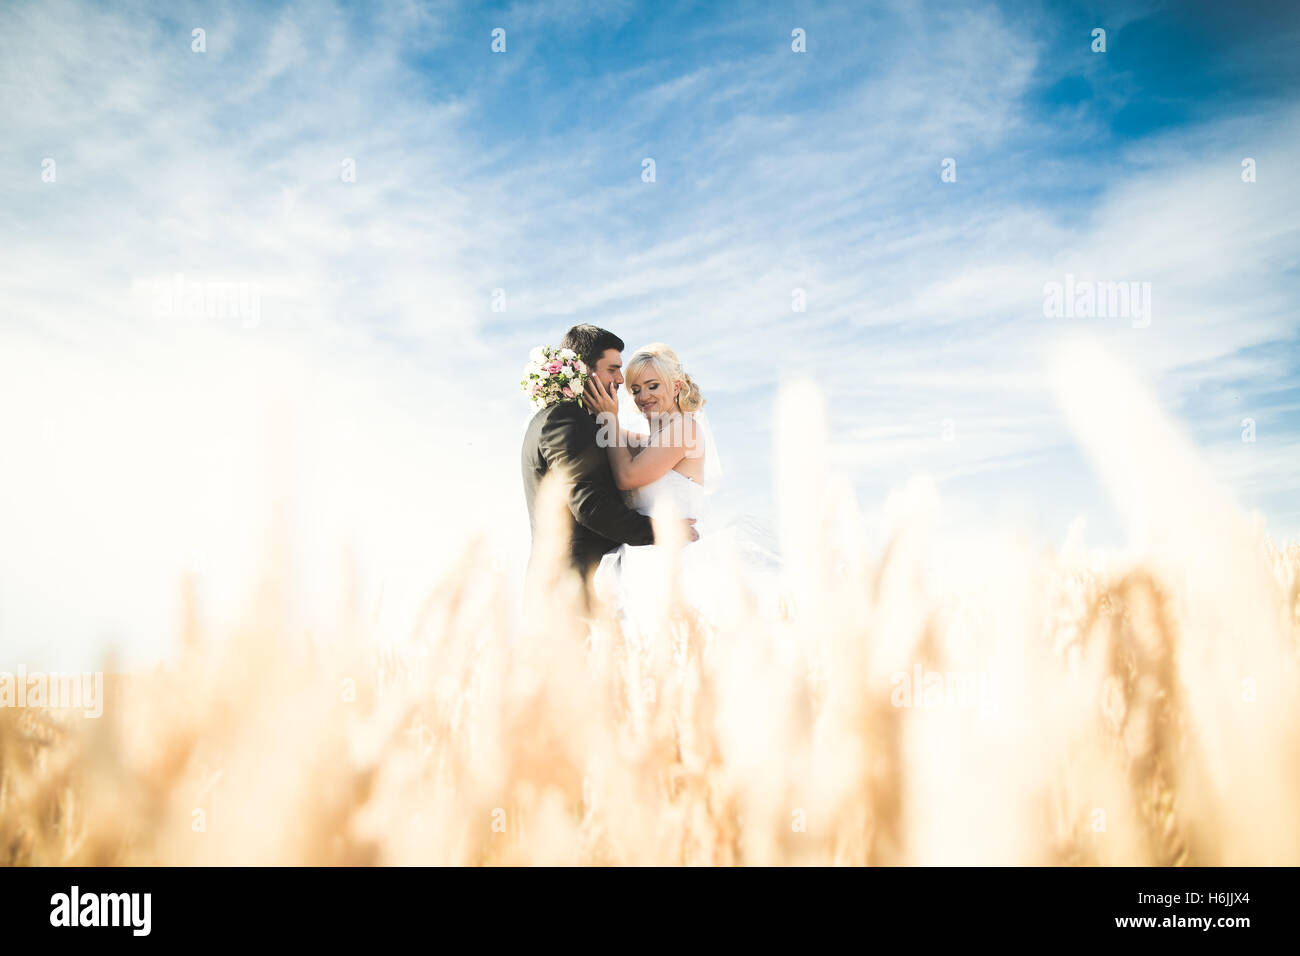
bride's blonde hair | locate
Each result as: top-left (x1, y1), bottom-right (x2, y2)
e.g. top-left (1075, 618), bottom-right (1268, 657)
top-left (625, 343), bottom-right (705, 412)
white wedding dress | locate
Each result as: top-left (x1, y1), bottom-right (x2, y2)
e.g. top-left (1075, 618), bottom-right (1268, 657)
top-left (592, 410), bottom-right (780, 635)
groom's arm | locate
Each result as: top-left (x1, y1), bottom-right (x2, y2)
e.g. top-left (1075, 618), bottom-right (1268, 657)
top-left (540, 403), bottom-right (655, 547)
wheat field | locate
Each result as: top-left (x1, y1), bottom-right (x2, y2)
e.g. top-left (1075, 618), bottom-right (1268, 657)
top-left (3, 345), bottom-right (1298, 866)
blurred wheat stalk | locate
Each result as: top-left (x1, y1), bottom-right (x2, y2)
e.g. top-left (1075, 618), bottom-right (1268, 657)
top-left (3, 344), bottom-right (1298, 866)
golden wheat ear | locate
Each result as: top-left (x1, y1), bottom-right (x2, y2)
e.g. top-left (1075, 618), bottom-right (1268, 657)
top-left (1053, 339), bottom-right (1300, 864)
top-left (522, 470), bottom-right (585, 619)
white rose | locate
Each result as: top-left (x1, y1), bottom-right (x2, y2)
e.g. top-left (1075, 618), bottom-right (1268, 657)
top-left (529, 346), bottom-right (546, 364)
top-left (538, 369), bottom-right (550, 379)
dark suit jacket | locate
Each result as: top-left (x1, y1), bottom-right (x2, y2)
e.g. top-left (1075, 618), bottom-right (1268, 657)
top-left (521, 401), bottom-right (654, 576)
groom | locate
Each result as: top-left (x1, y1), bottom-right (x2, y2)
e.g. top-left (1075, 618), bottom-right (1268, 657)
top-left (522, 324), bottom-right (697, 583)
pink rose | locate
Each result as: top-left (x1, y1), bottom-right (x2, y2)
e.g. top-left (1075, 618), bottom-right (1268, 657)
top-left (545, 360), bottom-right (563, 373)
top-left (561, 385), bottom-right (575, 398)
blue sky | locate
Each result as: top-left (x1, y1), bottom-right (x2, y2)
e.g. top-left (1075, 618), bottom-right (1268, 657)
top-left (2, 0), bottom-right (1298, 664)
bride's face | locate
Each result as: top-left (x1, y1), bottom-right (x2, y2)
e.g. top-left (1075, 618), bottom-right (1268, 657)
top-left (628, 374), bottom-right (678, 416)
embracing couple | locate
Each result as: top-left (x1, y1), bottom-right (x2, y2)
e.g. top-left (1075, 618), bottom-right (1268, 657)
top-left (520, 324), bottom-right (719, 605)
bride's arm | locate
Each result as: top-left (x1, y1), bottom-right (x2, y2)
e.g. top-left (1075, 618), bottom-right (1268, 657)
top-left (584, 377), bottom-right (685, 490)
top-left (608, 440), bottom-right (684, 490)
top-left (616, 413), bottom-right (704, 488)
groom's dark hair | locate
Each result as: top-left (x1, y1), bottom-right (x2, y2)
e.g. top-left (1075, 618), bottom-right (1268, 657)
top-left (561, 324), bottom-right (624, 369)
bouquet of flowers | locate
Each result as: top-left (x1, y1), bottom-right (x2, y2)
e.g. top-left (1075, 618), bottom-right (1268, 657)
top-left (520, 345), bottom-right (590, 411)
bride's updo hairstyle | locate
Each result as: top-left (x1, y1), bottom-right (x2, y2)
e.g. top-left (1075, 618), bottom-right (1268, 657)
top-left (626, 344), bottom-right (705, 412)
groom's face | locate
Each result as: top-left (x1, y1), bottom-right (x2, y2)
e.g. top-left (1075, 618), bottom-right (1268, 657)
top-left (592, 348), bottom-right (624, 394)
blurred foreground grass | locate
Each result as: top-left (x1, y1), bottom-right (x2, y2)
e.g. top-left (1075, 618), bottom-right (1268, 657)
top-left (3, 347), bottom-right (1298, 865)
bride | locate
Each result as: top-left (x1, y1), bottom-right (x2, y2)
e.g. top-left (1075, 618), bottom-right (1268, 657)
top-left (583, 343), bottom-right (771, 631)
